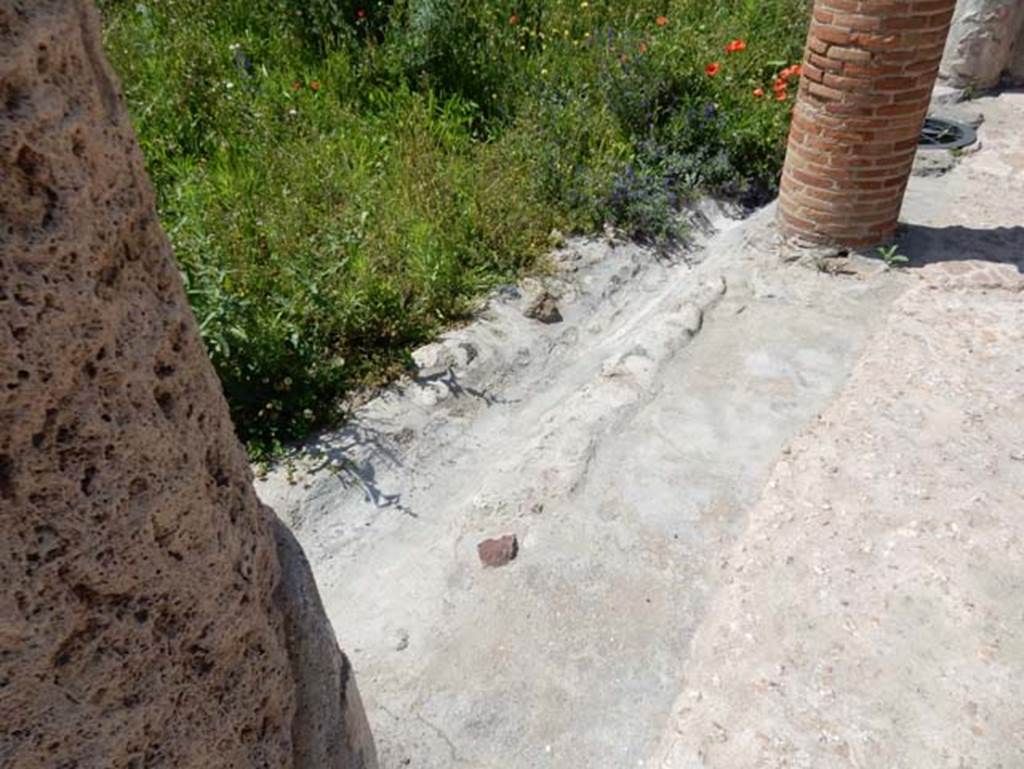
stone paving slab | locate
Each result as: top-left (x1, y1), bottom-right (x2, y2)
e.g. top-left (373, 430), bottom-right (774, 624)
top-left (654, 91), bottom-right (1024, 768)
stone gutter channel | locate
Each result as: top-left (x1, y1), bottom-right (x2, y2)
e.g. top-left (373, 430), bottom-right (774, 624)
top-left (257, 192), bottom-right (913, 766)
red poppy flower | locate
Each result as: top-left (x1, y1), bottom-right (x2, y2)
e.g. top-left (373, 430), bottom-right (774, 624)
top-left (655, 15), bottom-right (668, 27)
top-left (291, 80), bottom-right (303, 92)
top-left (356, 8), bottom-right (366, 19)
top-left (309, 80), bottom-right (321, 92)
top-left (779, 64), bottom-right (802, 81)
top-left (509, 14), bottom-right (519, 26)
top-left (775, 90), bottom-right (788, 101)
top-left (705, 62), bottom-right (721, 77)
top-left (753, 87), bottom-right (765, 98)
top-left (725, 39), bottom-right (747, 54)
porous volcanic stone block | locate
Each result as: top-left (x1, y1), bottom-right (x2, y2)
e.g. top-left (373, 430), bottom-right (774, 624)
top-left (0, 2), bottom-right (375, 767)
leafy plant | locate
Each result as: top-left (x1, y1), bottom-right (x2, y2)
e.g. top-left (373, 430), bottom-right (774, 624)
top-left (877, 244), bottom-right (910, 268)
top-left (98, 0), bottom-right (811, 455)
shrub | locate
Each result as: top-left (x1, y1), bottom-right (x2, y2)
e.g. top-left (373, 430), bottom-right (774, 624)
top-left (98, 0), bottom-right (810, 455)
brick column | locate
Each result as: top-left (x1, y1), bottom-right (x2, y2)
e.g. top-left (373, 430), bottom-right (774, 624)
top-left (778, 0), bottom-right (958, 248)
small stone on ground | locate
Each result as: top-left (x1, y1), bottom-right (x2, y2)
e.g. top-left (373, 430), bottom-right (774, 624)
top-left (477, 534), bottom-right (518, 567)
top-left (523, 291), bottom-right (563, 324)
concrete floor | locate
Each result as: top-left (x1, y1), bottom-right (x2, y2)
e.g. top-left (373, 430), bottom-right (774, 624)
top-left (257, 91), bottom-right (1024, 767)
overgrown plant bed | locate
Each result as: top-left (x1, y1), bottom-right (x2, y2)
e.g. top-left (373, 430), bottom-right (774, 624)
top-left (99, 0), bottom-right (809, 457)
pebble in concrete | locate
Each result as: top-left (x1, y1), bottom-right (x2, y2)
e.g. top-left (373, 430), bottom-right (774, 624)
top-left (478, 534), bottom-right (519, 567)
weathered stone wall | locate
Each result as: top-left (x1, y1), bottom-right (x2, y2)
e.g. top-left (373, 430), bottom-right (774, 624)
top-left (777, 0), bottom-right (957, 248)
top-left (1013, 27), bottom-right (1024, 81)
top-left (940, 0), bottom-right (1024, 89)
top-left (0, 2), bottom-right (375, 767)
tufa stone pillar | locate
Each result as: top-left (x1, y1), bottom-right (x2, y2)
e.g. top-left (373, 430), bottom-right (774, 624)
top-left (940, 0), bottom-right (1024, 90)
top-left (0, 2), bottom-right (376, 767)
top-left (777, 0), bottom-right (958, 248)
top-left (1014, 31), bottom-right (1024, 82)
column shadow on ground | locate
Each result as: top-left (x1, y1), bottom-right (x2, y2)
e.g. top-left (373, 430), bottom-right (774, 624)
top-left (898, 224), bottom-right (1024, 272)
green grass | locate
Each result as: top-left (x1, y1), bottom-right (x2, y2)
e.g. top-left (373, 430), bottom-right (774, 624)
top-left (99, 0), bottom-right (810, 457)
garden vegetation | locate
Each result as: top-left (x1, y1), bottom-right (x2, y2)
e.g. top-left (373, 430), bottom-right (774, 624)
top-left (99, 0), bottom-right (809, 455)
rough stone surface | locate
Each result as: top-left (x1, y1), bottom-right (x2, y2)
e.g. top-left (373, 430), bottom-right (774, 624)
top-left (522, 280), bottom-right (564, 324)
top-left (654, 91), bottom-right (1024, 768)
top-left (256, 93), bottom-right (1024, 768)
top-left (653, 279), bottom-right (1024, 769)
top-left (273, 521), bottom-right (378, 769)
top-left (911, 149), bottom-right (958, 177)
top-left (0, 2), bottom-right (374, 767)
top-left (1012, 25), bottom-right (1024, 82)
top-left (257, 200), bottom-right (907, 768)
top-left (477, 535), bottom-right (518, 568)
top-left (940, 0), bottom-right (1024, 88)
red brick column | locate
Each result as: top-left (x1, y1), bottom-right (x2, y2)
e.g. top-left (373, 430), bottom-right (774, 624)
top-left (778, 0), bottom-right (957, 247)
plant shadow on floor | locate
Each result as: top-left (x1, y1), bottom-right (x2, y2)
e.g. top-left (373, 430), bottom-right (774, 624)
top-left (272, 364), bottom-right (515, 519)
top-left (298, 420), bottom-right (414, 517)
top-left (415, 367), bottom-right (520, 407)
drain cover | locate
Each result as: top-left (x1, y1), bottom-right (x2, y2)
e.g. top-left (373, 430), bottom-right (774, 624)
top-left (919, 117), bottom-right (977, 150)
